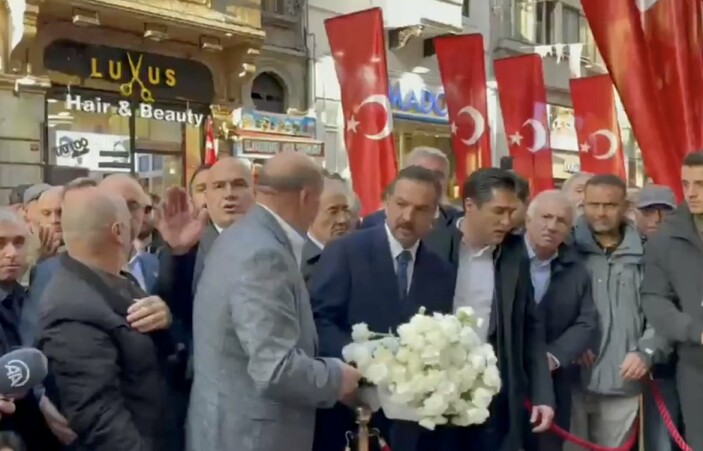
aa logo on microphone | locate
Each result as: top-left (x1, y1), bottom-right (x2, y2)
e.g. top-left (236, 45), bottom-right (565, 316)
top-left (5, 360), bottom-right (30, 388)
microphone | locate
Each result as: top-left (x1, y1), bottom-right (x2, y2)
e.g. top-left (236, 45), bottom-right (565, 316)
top-left (0, 348), bottom-right (48, 397)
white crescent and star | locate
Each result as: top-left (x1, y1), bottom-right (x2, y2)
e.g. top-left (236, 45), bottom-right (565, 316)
top-left (346, 94), bottom-right (393, 141)
top-left (513, 119), bottom-right (548, 153)
top-left (582, 129), bottom-right (619, 160)
top-left (635, 0), bottom-right (661, 12)
top-left (451, 105), bottom-right (486, 147)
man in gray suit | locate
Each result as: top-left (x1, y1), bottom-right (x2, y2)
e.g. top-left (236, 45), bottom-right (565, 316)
top-left (187, 151), bottom-right (361, 451)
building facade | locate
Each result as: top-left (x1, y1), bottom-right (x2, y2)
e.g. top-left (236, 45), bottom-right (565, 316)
top-left (309, 0), bottom-right (646, 198)
top-left (0, 0), bottom-right (265, 204)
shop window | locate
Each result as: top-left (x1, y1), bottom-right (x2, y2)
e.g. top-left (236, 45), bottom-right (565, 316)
top-left (44, 87), bottom-right (205, 187)
top-left (251, 72), bottom-right (286, 113)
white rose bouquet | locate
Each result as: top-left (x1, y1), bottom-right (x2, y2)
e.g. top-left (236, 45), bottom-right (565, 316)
top-left (342, 307), bottom-right (502, 430)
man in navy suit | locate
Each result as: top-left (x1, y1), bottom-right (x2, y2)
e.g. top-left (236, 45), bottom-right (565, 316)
top-left (311, 165), bottom-right (456, 451)
top-left (361, 147), bottom-right (461, 249)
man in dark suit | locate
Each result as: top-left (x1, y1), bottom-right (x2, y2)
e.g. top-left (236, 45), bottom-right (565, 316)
top-left (441, 168), bottom-right (555, 451)
top-left (360, 147), bottom-right (461, 256)
top-left (311, 166), bottom-right (456, 451)
top-left (521, 190), bottom-right (598, 451)
top-left (302, 176), bottom-right (353, 286)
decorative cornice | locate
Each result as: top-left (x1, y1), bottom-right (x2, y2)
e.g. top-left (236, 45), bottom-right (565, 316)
top-left (8, 0), bottom-right (41, 61)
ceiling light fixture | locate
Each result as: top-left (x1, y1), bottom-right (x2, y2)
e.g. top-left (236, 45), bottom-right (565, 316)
top-left (144, 23), bottom-right (169, 41)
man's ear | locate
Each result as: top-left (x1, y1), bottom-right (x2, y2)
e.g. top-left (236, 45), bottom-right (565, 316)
top-left (463, 197), bottom-right (475, 214)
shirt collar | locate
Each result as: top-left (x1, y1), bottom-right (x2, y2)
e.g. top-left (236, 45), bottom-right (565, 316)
top-left (384, 223), bottom-right (420, 261)
top-left (213, 223), bottom-right (224, 234)
top-left (0, 282), bottom-right (23, 307)
top-left (524, 235), bottom-right (557, 264)
top-left (259, 204), bottom-right (305, 265)
top-left (306, 232), bottom-right (325, 251)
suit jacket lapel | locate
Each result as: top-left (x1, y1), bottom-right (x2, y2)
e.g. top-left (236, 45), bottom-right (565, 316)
top-left (302, 239), bottom-right (322, 265)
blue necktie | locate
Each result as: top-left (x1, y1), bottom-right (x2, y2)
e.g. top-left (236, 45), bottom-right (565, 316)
top-left (396, 250), bottom-right (412, 300)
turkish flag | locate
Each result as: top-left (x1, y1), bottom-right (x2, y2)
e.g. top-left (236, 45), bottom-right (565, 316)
top-left (582, 0), bottom-right (681, 198)
top-left (494, 54), bottom-right (553, 194)
top-left (641, 0), bottom-right (703, 158)
top-left (435, 34), bottom-right (491, 185)
top-left (325, 8), bottom-right (397, 216)
top-left (570, 75), bottom-right (626, 179)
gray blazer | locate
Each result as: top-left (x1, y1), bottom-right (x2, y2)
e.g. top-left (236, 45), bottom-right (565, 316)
top-left (186, 205), bottom-right (343, 451)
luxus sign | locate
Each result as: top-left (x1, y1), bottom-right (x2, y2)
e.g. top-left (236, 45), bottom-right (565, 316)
top-left (63, 94), bottom-right (206, 126)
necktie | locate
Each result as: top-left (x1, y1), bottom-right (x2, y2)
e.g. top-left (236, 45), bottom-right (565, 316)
top-left (396, 250), bottom-right (412, 300)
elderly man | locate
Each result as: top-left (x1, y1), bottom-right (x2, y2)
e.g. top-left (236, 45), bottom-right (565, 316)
top-left (561, 172), bottom-right (593, 216)
top-left (302, 176), bottom-right (353, 285)
top-left (521, 191), bottom-right (598, 451)
top-left (188, 152), bottom-right (360, 451)
top-left (39, 186), bottom-right (174, 451)
top-left (23, 184), bottom-right (64, 268)
top-left (635, 184), bottom-right (676, 238)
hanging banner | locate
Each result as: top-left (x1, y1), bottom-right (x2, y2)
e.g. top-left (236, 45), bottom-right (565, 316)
top-left (434, 33), bottom-right (492, 185)
top-left (582, 0), bottom-right (681, 197)
top-left (570, 75), bottom-right (626, 179)
top-left (494, 54), bottom-right (554, 194)
top-left (325, 8), bottom-right (397, 215)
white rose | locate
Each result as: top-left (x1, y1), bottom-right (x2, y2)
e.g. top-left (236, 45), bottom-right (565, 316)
top-left (468, 352), bottom-right (487, 373)
top-left (351, 323), bottom-right (372, 342)
top-left (419, 392), bottom-right (450, 417)
top-left (466, 407), bottom-right (490, 425)
top-left (365, 362), bottom-right (390, 384)
top-left (342, 342), bottom-right (372, 368)
top-left (482, 365), bottom-right (502, 390)
top-left (471, 387), bottom-right (494, 410)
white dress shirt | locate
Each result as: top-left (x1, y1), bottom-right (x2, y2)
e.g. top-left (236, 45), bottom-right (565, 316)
top-left (307, 232), bottom-right (325, 251)
top-left (213, 223), bottom-right (224, 234)
top-left (259, 204), bottom-right (305, 266)
top-left (453, 241), bottom-right (496, 342)
top-left (384, 224), bottom-right (419, 293)
top-left (126, 252), bottom-right (147, 292)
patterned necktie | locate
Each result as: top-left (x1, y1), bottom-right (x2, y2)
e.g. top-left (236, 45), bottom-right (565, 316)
top-left (396, 250), bottom-right (412, 300)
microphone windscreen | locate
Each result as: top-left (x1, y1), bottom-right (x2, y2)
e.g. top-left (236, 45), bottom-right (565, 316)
top-left (0, 348), bottom-right (48, 397)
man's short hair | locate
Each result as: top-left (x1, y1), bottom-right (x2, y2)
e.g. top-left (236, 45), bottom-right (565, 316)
top-left (462, 168), bottom-right (517, 207)
top-left (512, 174), bottom-right (530, 203)
top-left (257, 166), bottom-right (323, 192)
top-left (404, 147), bottom-right (450, 174)
top-left (8, 184), bottom-right (32, 205)
top-left (585, 174), bottom-right (627, 196)
top-left (23, 183), bottom-right (53, 205)
top-left (387, 165), bottom-right (442, 202)
top-left (188, 164), bottom-right (212, 192)
top-left (561, 172), bottom-right (593, 192)
top-left (682, 151), bottom-right (703, 167)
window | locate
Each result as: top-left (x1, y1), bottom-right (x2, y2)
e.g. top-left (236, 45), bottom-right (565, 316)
top-left (138, 155), bottom-right (150, 172)
top-left (152, 154), bottom-right (164, 171)
top-left (261, 0), bottom-right (286, 15)
top-left (462, 0), bottom-right (470, 17)
top-left (512, 0), bottom-right (554, 43)
top-left (251, 72), bottom-right (286, 113)
top-left (562, 5), bottom-right (582, 44)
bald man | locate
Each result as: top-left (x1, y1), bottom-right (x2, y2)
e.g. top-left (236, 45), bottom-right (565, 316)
top-left (38, 187), bottom-right (176, 451)
top-left (187, 152), bottom-right (361, 451)
top-left (302, 176), bottom-right (353, 286)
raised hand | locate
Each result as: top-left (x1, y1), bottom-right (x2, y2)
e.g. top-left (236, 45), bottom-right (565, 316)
top-left (156, 187), bottom-right (209, 255)
top-left (37, 226), bottom-right (61, 260)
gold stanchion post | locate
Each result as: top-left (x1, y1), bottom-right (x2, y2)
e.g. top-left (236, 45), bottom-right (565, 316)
top-left (355, 406), bottom-right (372, 451)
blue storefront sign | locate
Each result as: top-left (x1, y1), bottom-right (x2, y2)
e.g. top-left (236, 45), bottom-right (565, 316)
top-left (388, 81), bottom-right (448, 124)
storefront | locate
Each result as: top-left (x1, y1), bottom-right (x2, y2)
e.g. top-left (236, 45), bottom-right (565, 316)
top-left (0, 1), bottom-right (264, 204)
top-left (41, 40), bottom-right (214, 195)
top-left (230, 108), bottom-right (324, 179)
top-left (388, 78), bottom-right (462, 197)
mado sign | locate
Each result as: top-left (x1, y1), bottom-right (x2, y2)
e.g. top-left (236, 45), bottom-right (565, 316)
top-left (388, 81), bottom-right (448, 121)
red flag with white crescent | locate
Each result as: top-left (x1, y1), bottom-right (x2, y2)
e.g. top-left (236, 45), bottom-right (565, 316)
top-left (325, 8), bottom-right (397, 216)
top-left (434, 34), bottom-right (492, 185)
top-left (494, 54), bottom-right (553, 194)
top-left (204, 116), bottom-right (217, 165)
top-left (570, 75), bottom-right (626, 179)
top-left (640, 0), bottom-right (703, 158)
top-left (581, 0), bottom-right (681, 197)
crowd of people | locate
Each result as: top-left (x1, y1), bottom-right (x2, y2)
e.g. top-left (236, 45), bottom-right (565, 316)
top-left (0, 146), bottom-right (701, 451)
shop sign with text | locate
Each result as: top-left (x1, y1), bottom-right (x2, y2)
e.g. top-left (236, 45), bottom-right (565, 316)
top-left (63, 94), bottom-right (206, 126)
top-left (388, 81), bottom-right (448, 120)
top-left (44, 40), bottom-right (215, 103)
top-left (233, 108), bottom-right (317, 138)
top-left (52, 131), bottom-right (131, 172)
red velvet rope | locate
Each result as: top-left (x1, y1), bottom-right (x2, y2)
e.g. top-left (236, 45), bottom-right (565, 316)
top-left (372, 378), bottom-right (691, 451)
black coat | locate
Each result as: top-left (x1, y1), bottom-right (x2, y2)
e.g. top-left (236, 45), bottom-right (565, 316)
top-left (38, 254), bottom-right (173, 451)
top-left (441, 231), bottom-right (555, 451)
